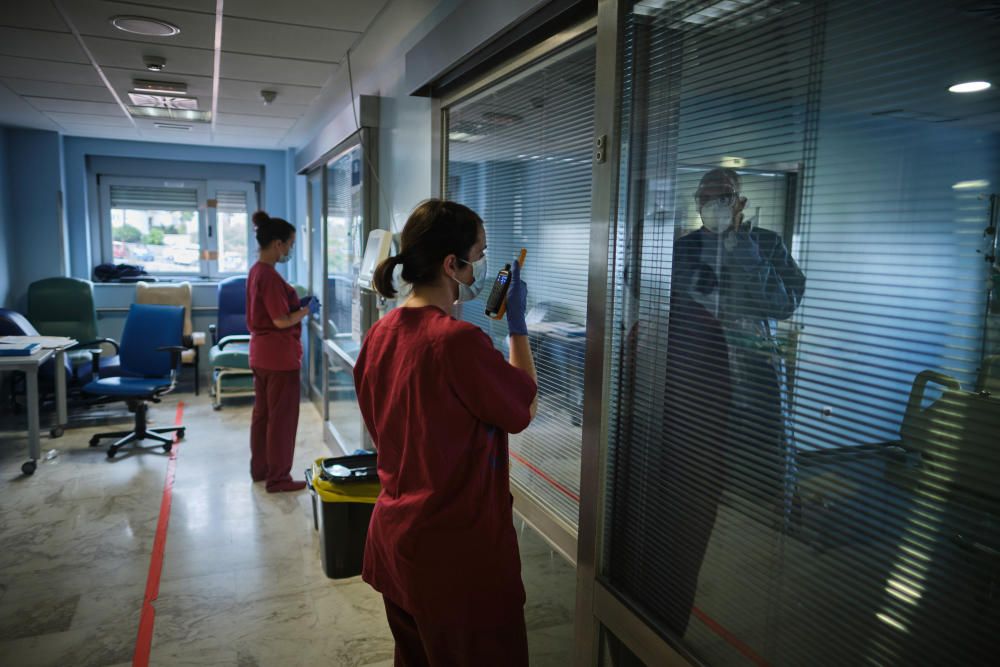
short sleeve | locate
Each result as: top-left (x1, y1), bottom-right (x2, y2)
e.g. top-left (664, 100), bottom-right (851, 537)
top-left (262, 270), bottom-right (293, 323)
top-left (441, 325), bottom-right (537, 434)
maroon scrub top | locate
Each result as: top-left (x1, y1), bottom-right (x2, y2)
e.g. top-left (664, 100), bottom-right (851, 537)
top-left (353, 305), bottom-right (537, 626)
top-left (246, 261), bottom-right (303, 371)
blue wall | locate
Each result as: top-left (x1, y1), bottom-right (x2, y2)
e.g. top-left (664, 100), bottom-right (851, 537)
top-left (0, 128), bottom-right (11, 308)
top-left (4, 128), bottom-right (66, 311)
top-left (62, 136), bottom-right (293, 281)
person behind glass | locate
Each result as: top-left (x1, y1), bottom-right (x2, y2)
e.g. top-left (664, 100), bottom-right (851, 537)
top-left (647, 168), bottom-right (805, 636)
top-left (246, 210), bottom-right (316, 493)
top-left (354, 200), bottom-right (537, 667)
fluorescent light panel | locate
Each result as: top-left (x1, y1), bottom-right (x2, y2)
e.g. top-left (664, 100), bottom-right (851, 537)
top-left (128, 106), bottom-right (211, 122)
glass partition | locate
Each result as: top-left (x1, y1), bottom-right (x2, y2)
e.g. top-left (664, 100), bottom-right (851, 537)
top-left (445, 37), bottom-right (597, 534)
top-left (323, 138), bottom-right (370, 453)
top-left (598, 0), bottom-right (1000, 664)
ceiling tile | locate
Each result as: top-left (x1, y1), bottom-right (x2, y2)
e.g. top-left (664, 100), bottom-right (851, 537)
top-left (0, 1), bottom-right (70, 32)
top-left (0, 27), bottom-right (89, 63)
top-left (84, 36), bottom-right (214, 76)
top-left (217, 78), bottom-right (321, 105)
top-left (212, 126), bottom-right (287, 138)
top-left (215, 112), bottom-right (297, 129)
top-left (45, 111), bottom-right (134, 127)
top-left (2, 79), bottom-right (114, 103)
top-left (0, 55), bottom-right (102, 85)
top-left (224, 0), bottom-right (390, 33)
top-left (0, 82), bottom-right (62, 130)
top-left (62, 0), bottom-right (216, 50)
top-left (220, 52), bottom-right (333, 87)
top-left (221, 16), bottom-right (354, 63)
top-left (217, 97), bottom-right (306, 117)
top-left (25, 97), bottom-right (125, 116)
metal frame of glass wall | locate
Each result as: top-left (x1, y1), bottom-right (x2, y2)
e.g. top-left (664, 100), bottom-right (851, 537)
top-left (438, 16), bottom-right (597, 568)
top-left (302, 126), bottom-right (379, 455)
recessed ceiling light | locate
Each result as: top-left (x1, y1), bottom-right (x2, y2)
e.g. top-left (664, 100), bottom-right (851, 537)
top-left (948, 80), bottom-right (991, 94)
top-left (129, 107), bottom-right (211, 122)
top-left (128, 93), bottom-right (199, 110)
top-left (111, 16), bottom-right (181, 37)
top-left (952, 179), bottom-right (990, 190)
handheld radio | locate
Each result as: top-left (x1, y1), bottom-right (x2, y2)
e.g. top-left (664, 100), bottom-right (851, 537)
top-left (485, 248), bottom-right (527, 320)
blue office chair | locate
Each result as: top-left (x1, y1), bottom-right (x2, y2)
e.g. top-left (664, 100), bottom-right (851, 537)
top-left (83, 304), bottom-right (187, 459)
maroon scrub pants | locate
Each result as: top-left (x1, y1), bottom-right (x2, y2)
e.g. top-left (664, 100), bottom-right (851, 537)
top-left (382, 596), bottom-right (528, 667)
top-left (250, 368), bottom-right (300, 490)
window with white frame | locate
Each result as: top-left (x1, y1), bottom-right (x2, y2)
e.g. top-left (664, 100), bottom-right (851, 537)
top-left (99, 176), bottom-right (258, 278)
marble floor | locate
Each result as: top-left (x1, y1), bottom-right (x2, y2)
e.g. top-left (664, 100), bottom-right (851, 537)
top-left (0, 387), bottom-right (576, 666)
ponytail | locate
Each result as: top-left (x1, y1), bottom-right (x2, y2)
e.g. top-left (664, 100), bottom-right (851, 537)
top-left (373, 254), bottom-right (404, 299)
top-left (372, 200), bottom-right (482, 300)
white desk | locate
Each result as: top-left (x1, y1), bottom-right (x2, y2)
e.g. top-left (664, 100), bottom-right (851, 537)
top-left (0, 337), bottom-right (75, 475)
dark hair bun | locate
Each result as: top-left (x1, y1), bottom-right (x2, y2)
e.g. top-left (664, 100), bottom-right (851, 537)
top-left (252, 210), bottom-right (270, 228)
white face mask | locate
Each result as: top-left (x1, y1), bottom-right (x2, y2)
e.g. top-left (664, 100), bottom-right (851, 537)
top-left (451, 255), bottom-right (488, 303)
top-left (700, 200), bottom-right (732, 233)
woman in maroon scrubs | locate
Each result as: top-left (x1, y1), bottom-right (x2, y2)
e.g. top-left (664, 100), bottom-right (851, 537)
top-left (246, 210), bottom-right (312, 492)
top-left (354, 200), bottom-right (537, 666)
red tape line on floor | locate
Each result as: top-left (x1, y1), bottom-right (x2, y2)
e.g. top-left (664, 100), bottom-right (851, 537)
top-left (509, 451), bottom-right (581, 503)
top-left (132, 401), bottom-right (184, 667)
top-left (692, 606), bottom-right (771, 667)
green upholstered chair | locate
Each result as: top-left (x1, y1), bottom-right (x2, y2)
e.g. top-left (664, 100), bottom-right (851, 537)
top-left (27, 277), bottom-right (121, 377)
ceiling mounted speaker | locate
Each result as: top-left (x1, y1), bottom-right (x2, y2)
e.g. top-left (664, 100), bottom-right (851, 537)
top-left (110, 16), bottom-right (181, 37)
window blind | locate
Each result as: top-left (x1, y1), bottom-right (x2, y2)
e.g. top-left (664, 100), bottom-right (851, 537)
top-left (109, 184), bottom-right (199, 210)
top-left (602, 0), bottom-right (1000, 665)
top-left (445, 38), bottom-right (597, 531)
top-left (216, 190), bottom-right (247, 213)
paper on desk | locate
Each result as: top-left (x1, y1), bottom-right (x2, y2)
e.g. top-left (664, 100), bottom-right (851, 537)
top-left (0, 335), bottom-right (78, 349)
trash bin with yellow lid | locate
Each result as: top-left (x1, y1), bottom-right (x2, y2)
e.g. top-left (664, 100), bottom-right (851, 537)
top-left (305, 453), bottom-right (380, 579)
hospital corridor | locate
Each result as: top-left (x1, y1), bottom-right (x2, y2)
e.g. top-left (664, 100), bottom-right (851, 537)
top-left (1, 0), bottom-right (999, 666)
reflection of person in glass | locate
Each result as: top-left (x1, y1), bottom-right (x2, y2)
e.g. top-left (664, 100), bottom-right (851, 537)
top-left (660, 167), bottom-right (805, 635)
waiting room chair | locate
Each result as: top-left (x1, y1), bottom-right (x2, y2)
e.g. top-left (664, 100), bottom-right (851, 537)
top-left (208, 276), bottom-right (253, 410)
top-left (27, 277), bottom-right (121, 379)
top-left (83, 304), bottom-right (187, 459)
top-left (135, 281), bottom-right (206, 395)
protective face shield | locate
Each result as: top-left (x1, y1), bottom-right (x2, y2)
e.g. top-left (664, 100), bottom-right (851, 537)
top-left (451, 255), bottom-right (488, 302)
top-left (700, 200), bottom-right (733, 233)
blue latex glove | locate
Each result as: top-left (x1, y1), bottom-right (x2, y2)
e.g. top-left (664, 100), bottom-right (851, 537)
top-left (299, 296), bottom-right (320, 315)
top-left (506, 259), bottom-right (528, 336)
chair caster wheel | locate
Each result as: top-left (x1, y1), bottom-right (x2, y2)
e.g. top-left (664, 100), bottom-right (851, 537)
top-left (21, 460), bottom-right (37, 476)
top-left (162, 443), bottom-right (172, 453)
top-left (89, 436), bottom-right (100, 447)
top-left (50, 426), bottom-right (64, 438)
top-left (176, 429), bottom-right (185, 440)
top-left (107, 448), bottom-right (117, 459)
top-left (212, 404), bottom-right (222, 411)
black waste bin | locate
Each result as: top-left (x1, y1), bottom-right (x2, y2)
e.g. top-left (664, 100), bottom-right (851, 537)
top-left (305, 454), bottom-right (380, 579)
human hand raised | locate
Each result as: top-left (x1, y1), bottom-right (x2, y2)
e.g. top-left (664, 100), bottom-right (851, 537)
top-left (506, 259), bottom-right (528, 336)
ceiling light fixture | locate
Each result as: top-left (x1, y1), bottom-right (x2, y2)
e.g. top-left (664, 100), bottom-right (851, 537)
top-left (144, 56), bottom-right (167, 72)
top-left (133, 79), bottom-right (187, 95)
top-left (948, 80), bottom-right (992, 93)
top-left (153, 123), bottom-right (192, 131)
top-left (128, 93), bottom-right (199, 110)
top-left (952, 179), bottom-right (990, 190)
top-left (129, 106), bottom-right (211, 122)
top-left (260, 90), bottom-right (277, 105)
top-left (111, 16), bottom-right (181, 37)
